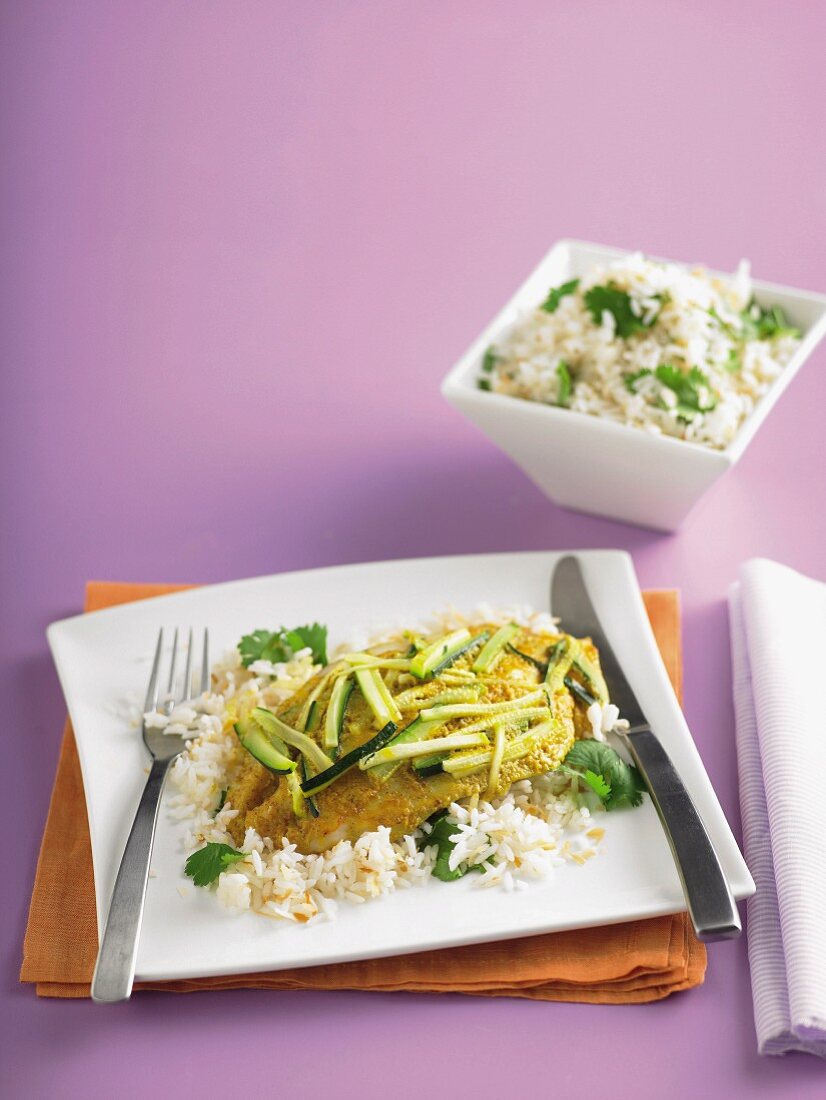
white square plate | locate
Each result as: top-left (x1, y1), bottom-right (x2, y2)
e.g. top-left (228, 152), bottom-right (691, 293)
top-left (47, 550), bottom-right (754, 982)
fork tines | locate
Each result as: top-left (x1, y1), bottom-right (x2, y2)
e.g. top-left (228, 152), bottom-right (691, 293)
top-left (144, 628), bottom-right (210, 714)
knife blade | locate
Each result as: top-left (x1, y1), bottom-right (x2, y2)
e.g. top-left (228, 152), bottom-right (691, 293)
top-left (550, 554), bottom-right (741, 942)
top-left (551, 555), bottom-right (647, 728)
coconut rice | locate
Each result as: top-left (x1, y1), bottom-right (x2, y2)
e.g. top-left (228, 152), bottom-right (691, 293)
top-left (160, 605), bottom-right (616, 924)
top-left (481, 252), bottom-right (801, 450)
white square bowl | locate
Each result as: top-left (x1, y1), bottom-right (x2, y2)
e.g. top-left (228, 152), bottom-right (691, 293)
top-left (442, 239), bottom-right (826, 531)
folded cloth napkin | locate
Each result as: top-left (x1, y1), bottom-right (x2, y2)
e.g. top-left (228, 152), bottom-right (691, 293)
top-left (730, 559), bottom-right (826, 1057)
top-left (21, 581), bottom-right (705, 1001)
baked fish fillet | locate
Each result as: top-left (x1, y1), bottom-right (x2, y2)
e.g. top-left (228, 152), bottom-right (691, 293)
top-left (226, 622), bottom-right (604, 853)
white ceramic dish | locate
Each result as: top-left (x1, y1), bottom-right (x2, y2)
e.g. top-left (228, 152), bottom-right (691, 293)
top-left (442, 240), bottom-right (826, 531)
top-left (47, 550), bottom-right (754, 983)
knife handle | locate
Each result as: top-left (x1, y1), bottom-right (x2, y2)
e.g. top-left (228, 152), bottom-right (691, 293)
top-left (620, 726), bottom-right (741, 942)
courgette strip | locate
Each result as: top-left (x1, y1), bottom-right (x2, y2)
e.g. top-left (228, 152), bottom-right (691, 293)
top-left (442, 721), bottom-right (556, 777)
top-left (371, 670), bottom-right (403, 724)
top-left (394, 683), bottom-right (483, 709)
top-left (355, 667), bottom-right (400, 726)
top-left (343, 654), bottom-right (412, 671)
top-left (300, 721), bottom-right (398, 797)
top-left (420, 687), bottom-right (545, 723)
top-left (472, 622), bottom-right (520, 673)
top-left (429, 631), bottom-right (489, 678)
top-left (545, 637), bottom-right (579, 694)
top-left (300, 757), bottom-right (320, 817)
top-left (409, 629), bottom-right (471, 679)
top-left (368, 716), bottom-right (444, 780)
top-left (323, 673), bottom-right (354, 754)
top-left (564, 674), bottom-right (598, 708)
top-left (296, 671), bottom-right (332, 732)
top-left (286, 769), bottom-right (307, 817)
top-left (234, 719), bottom-right (296, 775)
top-left (506, 644), bottom-right (548, 676)
top-left (485, 722), bottom-right (506, 798)
top-left (453, 706), bottom-right (548, 738)
top-left (361, 731), bottom-right (488, 770)
top-left (571, 655), bottom-right (609, 704)
top-left (438, 669), bottom-right (478, 684)
top-left (252, 707), bottom-right (333, 773)
top-left (412, 751), bottom-right (451, 777)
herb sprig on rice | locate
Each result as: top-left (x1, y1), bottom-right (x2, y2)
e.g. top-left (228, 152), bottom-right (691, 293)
top-left (479, 253), bottom-right (801, 450)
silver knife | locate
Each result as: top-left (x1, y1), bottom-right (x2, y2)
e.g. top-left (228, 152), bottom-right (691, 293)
top-left (551, 555), bottom-right (741, 942)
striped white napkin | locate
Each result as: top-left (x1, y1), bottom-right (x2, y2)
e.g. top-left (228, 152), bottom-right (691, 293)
top-left (729, 559), bottom-right (826, 1057)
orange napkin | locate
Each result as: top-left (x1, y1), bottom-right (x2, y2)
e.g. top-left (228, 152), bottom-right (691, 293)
top-left (21, 581), bottom-right (705, 1001)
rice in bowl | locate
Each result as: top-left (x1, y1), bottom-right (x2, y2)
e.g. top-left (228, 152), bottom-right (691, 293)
top-left (479, 252), bottom-right (801, 450)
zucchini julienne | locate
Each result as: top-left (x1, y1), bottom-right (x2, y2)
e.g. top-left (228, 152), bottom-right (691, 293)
top-left (394, 682), bottom-right (483, 710)
top-left (300, 720), bottom-right (398, 797)
top-left (564, 674), bottom-right (597, 708)
top-left (413, 718), bottom-right (548, 780)
top-left (354, 667), bottom-right (402, 726)
top-left (419, 687), bottom-right (546, 724)
top-left (442, 721), bottom-right (554, 778)
top-left (409, 628), bottom-right (470, 679)
top-left (504, 639), bottom-right (605, 704)
top-left (300, 757), bottom-right (320, 818)
top-left (252, 707), bottom-right (333, 773)
top-left (372, 669), bottom-right (403, 724)
top-left (453, 706), bottom-right (548, 738)
top-left (430, 630), bottom-right (489, 677)
top-left (545, 637), bottom-right (579, 694)
top-left (571, 653), bottom-right (609, 704)
top-left (234, 718), bottom-right (296, 775)
top-left (295, 670), bottom-right (332, 732)
top-left (304, 699), bottom-right (320, 732)
top-left (342, 653), bottom-right (413, 671)
top-left (367, 716), bottom-right (444, 780)
top-left (472, 622), bottom-right (520, 673)
top-left (286, 769), bottom-right (307, 817)
top-left (506, 643), bottom-right (548, 676)
top-left (412, 752), bottom-right (447, 778)
top-left (360, 730), bottom-right (488, 770)
top-left (409, 628), bottom-right (489, 680)
top-left (485, 722), bottom-right (507, 798)
top-left (323, 673), bottom-right (354, 754)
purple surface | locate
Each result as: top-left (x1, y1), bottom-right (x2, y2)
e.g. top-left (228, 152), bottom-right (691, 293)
top-left (2, 2), bottom-right (825, 1096)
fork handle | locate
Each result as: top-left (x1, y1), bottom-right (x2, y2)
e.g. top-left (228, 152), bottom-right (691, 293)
top-left (91, 758), bottom-right (171, 1002)
top-left (621, 726), bottom-right (741, 942)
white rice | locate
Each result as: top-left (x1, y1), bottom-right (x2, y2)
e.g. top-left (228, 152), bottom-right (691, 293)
top-left (485, 252), bottom-right (800, 450)
top-left (162, 608), bottom-right (618, 924)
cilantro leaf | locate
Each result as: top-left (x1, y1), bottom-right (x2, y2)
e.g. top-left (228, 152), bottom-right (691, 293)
top-left (563, 740), bottom-right (645, 810)
top-left (481, 346), bottom-right (498, 373)
top-left (654, 364), bottom-right (717, 420)
top-left (238, 623), bottom-right (328, 668)
top-left (740, 300), bottom-right (800, 341)
top-left (556, 360), bottom-right (573, 407)
top-left (724, 348), bottom-right (742, 373)
top-left (624, 368), bottom-right (653, 393)
top-left (584, 284), bottom-right (655, 337)
top-left (581, 769), bottom-right (612, 800)
top-left (184, 842), bottom-right (246, 887)
top-left (541, 278), bottom-right (580, 314)
top-left (478, 377), bottom-right (492, 391)
top-left (417, 810), bottom-right (489, 882)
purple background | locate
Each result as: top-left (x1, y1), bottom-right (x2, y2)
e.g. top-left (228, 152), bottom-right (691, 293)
top-left (2, 2), bottom-right (825, 1096)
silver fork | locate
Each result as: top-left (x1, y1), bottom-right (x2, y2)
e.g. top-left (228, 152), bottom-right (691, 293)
top-left (91, 627), bottom-right (210, 1003)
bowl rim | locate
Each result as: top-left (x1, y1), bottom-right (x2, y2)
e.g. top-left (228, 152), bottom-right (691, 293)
top-left (442, 237), bottom-right (826, 464)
